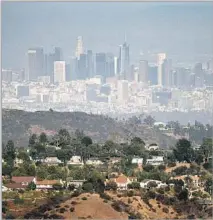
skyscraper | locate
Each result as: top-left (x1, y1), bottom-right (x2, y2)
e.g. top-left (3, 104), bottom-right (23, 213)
top-left (54, 47), bottom-right (63, 61)
top-left (117, 80), bottom-right (129, 104)
top-left (77, 54), bottom-right (88, 79)
top-left (162, 59), bottom-right (172, 88)
top-left (119, 41), bottom-right (130, 78)
top-left (87, 50), bottom-right (94, 79)
top-left (114, 56), bottom-right (119, 76)
top-left (75, 36), bottom-right (84, 60)
top-left (95, 53), bottom-right (107, 79)
top-left (138, 60), bottom-right (148, 83)
top-left (157, 53), bottom-right (166, 86)
top-left (106, 53), bottom-right (115, 78)
top-left (54, 61), bottom-right (66, 83)
top-left (28, 47), bottom-right (44, 81)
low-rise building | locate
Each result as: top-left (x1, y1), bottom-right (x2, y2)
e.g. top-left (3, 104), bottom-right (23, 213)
top-left (67, 156), bottom-right (84, 166)
top-left (44, 157), bottom-right (62, 165)
top-left (131, 157), bottom-right (143, 167)
top-left (36, 179), bottom-right (63, 190)
top-left (146, 156), bottom-right (164, 166)
top-left (86, 158), bottom-right (104, 166)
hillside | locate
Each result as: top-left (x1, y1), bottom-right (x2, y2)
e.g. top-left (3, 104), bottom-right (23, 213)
top-left (2, 109), bottom-right (176, 148)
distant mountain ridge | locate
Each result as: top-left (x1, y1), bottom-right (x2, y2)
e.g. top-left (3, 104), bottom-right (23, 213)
top-left (2, 109), bottom-right (176, 148)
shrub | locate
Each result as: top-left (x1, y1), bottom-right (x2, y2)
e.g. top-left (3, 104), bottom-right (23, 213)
top-left (82, 182), bottom-right (93, 192)
top-left (127, 190), bottom-right (134, 197)
top-left (157, 188), bottom-right (165, 194)
top-left (59, 208), bottom-right (66, 213)
top-left (158, 165), bottom-right (166, 171)
top-left (100, 192), bottom-right (111, 200)
top-left (128, 198), bottom-right (131, 204)
top-left (143, 164), bottom-right (155, 172)
top-left (167, 162), bottom-right (176, 167)
top-left (70, 207), bottom-right (75, 212)
top-left (81, 197), bottom-right (87, 200)
top-left (64, 205), bottom-right (69, 208)
top-left (162, 207), bottom-right (169, 213)
top-left (105, 181), bottom-right (117, 191)
top-left (146, 190), bottom-right (156, 199)
top-left (71, 201), bottom-right (77, 205)
top-left (111, 201), bottom-right (126, 212)
top-left (103, 200), bottom-right (108, 203)
top-left (158, 204), bottom-right (161, 208)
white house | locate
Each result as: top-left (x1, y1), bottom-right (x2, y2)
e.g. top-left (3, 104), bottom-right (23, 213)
top-left (146, 156), bottom-right (164, 166)
top-left (146, 144), bottom-right (159, 151)
top-left (67, 156), bottom-right (84, 166)
top-left (36, 179), bottom-right (63, 190)
top-left (86, 158), bottom-right (104, 165)
top-left (14, 158), bottom-right (24, 166)
top-left (131, 158), bottom-right (143, 166)
top-left (140, 179), bottom-right (167, 189)
top-left (44, 157), bottom-right (62, 165)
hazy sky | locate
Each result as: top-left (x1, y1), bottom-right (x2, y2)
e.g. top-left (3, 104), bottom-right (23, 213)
top-left (2, 2), bottom-right (213, 69)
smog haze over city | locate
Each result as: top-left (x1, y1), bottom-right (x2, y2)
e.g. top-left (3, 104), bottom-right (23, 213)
top-left (2, 2), bottom-right (213, 124)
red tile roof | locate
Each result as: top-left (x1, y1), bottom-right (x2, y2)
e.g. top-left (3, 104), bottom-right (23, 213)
top-left (6, 183), bottom-right (27, 189)
top-left (116, 175), bottom-right (128, 184)
top-left (12, 176), bottom-right (35, 183)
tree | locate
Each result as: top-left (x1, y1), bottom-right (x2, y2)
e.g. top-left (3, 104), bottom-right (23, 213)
top-left (131, 137), bottom-right (145, 145)
top-left (17, 151), bottom-right (30, 163)
top-left (58, 129), bottom-right (71, 146)
top-left (144, 115), bottom-right (155, 126)
top-left (157, 164), bottom-right (166, 171)
top-left (27, 181), bottom-right (36, 190)
top-left (39, 132), bottom-right (48, 144)
top-left (52, 183), bottom-right (63, 190)
top-left (2, 163), bottom-right (14, 176)
top-left (173, 138), bottom-right (195, 163)
top-left (82, 182), bottom-right (93, 192)
top-left (128, 182), bottom-right (140, 190)
top-left (28, 134), bottom-right (38, 147)
top-left (75, 129), bottom-right (85, 140)
top-left (4, 140), bottom-right (16, 162)
top-left (204, 178), bottom-right (213, 195)
top-left (200, 138), bottom-right (212, 162)
top-left (143, 164), bottom-right (155, 172)
top-left (81, 136), bottom-right (93, 147)
top-left (178, 188), bottom-right (189, 202)
top-left (105, 181), bottom-right (118, 191)
top-left (147, 181), bottom-right (158, 188)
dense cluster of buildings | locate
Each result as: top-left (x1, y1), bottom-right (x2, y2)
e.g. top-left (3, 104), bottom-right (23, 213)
top-left (2, 36), bottom-right (213, 115)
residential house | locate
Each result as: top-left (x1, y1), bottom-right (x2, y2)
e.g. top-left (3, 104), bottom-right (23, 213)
top-left (44, 157), bottom-right (62, 166)
top-left (146, 156), bottom-right (164, 166)
top-left (146, 144), bottom-right (159, 151)
top-left (109, 157), bottom-right (122, 165)
top-left (109, 174), bottom-right (137, 190)
top-left (171, 175), bottom-right (203, 188)
top-left (36, 179), bottom-right (63, 190)
top-left (67, 156), bottom-right (84, 166)
top-left (86, 158), bottom-right (104, 166)
top-left (131, 158), bottom-right (143, 167)
top-left (14, 158), bottom-right (24, 167)
top-left (6, 176), bottom-right (36, 190)
top-left (66, 178), bottom-right (85, 188)
top-left (140, 179), bottom-right (167, 189)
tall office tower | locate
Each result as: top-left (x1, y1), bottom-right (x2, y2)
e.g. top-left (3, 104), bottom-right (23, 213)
top-left (162, 59), bottom-right (172, 88)
top-left (54, 47), bottom-right (63, 61)
top-left (70, 57), bottom-right (78, 80)
top-left (54, 61), bottom-right (66, 83)
top-left (28, 47), bottom-right (44, 81)
top-left (193, 63), bottom-right (204, 87)
top-left (75, 36), bottom-right (84, 60)
top-left (106, 53), bottom-right (115, 78)
top-left (2, 69), bottom-right (12, 82)
top-left (207, 59), bottom-right (213, 72)
top-left (138, 60), bottom-right (148, 83)
top-left (114, 56), bottom-right (119, 76)
top-left (65, 64), bottom-right (71, 81)
top-left (77, 54), bottom-right (88, 80)
top-left (175, 68), bottom-right (190, 88)
top-left (117, 80), bottom-right (129, 103)
top-left (95, 53), bottom-right (107, 79)
top-left (157, 53), bottom-right (166, 86)
top-left (19, 69), bottom-right (25, 81)
top-left (87, 50), bottom-right (94, 78)
top-left (119, 41), bottom-right (130, 78)
top-left (148, 66), bottom-right (158, 85)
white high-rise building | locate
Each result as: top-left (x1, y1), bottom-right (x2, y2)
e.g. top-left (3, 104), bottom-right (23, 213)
top-left (75, 36), bottom-right (84, 60)
top-left (114, 56), bottom-right (118, 75)
top-left (117, 80), bottom-right (129, 103)
top-left (54, 61), bottom-right (66, 83)
top-left (157, 53), bottom-right (166, 86)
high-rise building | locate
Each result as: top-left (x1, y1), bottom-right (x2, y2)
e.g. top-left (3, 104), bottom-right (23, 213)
top-left (119, 41), bottom-right (130, 78)
top-left (75, 36), bottom-right (84, 59)
top-left (148, 66), bottom-right (158, 85)
top-left (193, 63), bottom-right (204, 87)
top-left (138, 60), bottom-right (148, 83)
top-left (157, 53), bottom-right (166, 86)
top-left (65, 64), bottom-right (71, 81)
top-left (114, 56), bottom-right (119, 76)
top-left (28, 47), bottom-right (44, 81)
top-left (54, 47), bottom-right (63, 61)
top-left (77, 54), bottom-right (88, 79)
top-left (117, 80), bottom-right (129, 103)
top-left (87, 50), bottom-right (94, 79)
top-left (54, 61), bottom-right (66, 83)
top-left (106, 53), bottom-right (115, 78)
top-left (95, 53), bottom-right (106, 79)
top-left (2, 69), bottom-right (12, 82)
top-left (162, 59), bottom-right (172, 88)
